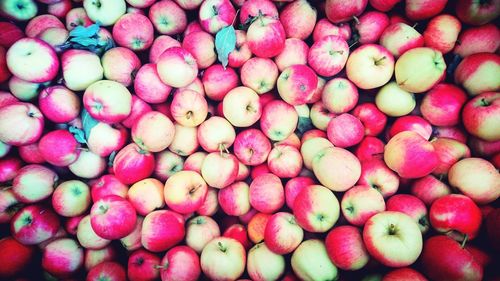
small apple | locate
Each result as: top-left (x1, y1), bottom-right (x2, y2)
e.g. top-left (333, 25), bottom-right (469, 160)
top-left (293, 184), bottom-right (340, 233)
top-left (185, 215), bottom-right (220, 253)
top-left (200, 237), bottom-right (246, 281)
top-left (291, 239), bottom-right (338, 281)
top-left (83, 0), bottom-right (126, 26)
top-left (11, 205), bottom-right (60, 245)
top-left (346, 44), bottom-right (394, 89)
top-left (90, 195), bottom-right (137, 240)
top-left (325, 225), bottom-right (370, 271)
top-left (249, 173), bottom-right (285, 214)
top-left (42, 238), bottom-right (83, 278)
top-left (341, 185), bottom-right (386, 226)
top-left (312, 146), bottom-right (361, 192)
top-left (247, 242), bottom-right (285, 281)
top-left (160, 246), bottom-right (201, 281)
top-left (141, 210), bottom-right (185, 252)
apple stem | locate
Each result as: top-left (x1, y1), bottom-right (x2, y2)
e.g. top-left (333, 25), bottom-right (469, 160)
top-left (348, 41), bottom-right (358, 49)
top-left (461, 234), bottom-right (468, 248)
top-left (388, 223), bottom-right (397, 235)
top-left (480, 98), bottom-right (489, 107)
top-left (258, 10), bottom-right (265, 26)
top-left (352, 16), bottom-right (360, 25)
top-left (374, 56), bottom-right (386, 66)
top-left (186, 111), bottom-right (193, 120)
top-left (231, 9), bottom-right (240, 26)
top-left (218, 241), bottom-right (227, 252)
top-left (412, 22), bottom-right (418, 29)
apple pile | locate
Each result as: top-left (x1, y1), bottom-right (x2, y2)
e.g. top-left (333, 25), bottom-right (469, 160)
top-left (0, 0), bottom-right (499, 280)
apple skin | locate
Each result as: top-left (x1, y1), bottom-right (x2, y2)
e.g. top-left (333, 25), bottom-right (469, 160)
top-left (6, 38), bottom-right (58, 83)
top-left (119, 216), bottom-right (143, 251)
top-left (101, 47), bottom-right (141, 87)
top-left (384, 131), bottom-right (438, 179)
top-left (300, 137), bottom-right (333, 171)
top-left (90, 195), bottom-right (137, 240)
top-left (52, 180), bottom-right (91, 217)
top-left (141, 210), bottom-right (185, 252)
top-left (127, 178), bottom-right (164, 216)
top-left (357, 158), bottom-right (400, 198)
top-left (132, 111), bottom-right (175, 153)
top-left (388, 115), bottom-right (432, 140)
top-left (171, 89), bottom-right (208, 128)
top-left (354, 136), bottom-right (385, 162)
top-left (182, 31), bottom-right (217, 69)
top-left (0, 189), bottom-right (19, 223)
top-left (249, 173), bottom-right (285, 214)
top-left (10, 204), bottom-right (60, 245)
top-left (456, 0), bottom-right (500, 25)
top-left (313, 18), bottom-right (351, 41)
top-left (157, 47), bottom-right (198, 88)
top-left (201, 237), bottom-right (246, 281)
top-left (0, 22), bottom-right (24, 48)
top-left (433, 126), bottom-right (468, 143)
top-left (454, 53), bottom-right (500, 96)
top-left (201, 152), bottom-right (239, 189)
top-left (149, 35), bottom-right (181, 63)
top-left (47, 0), bottom-right (72, 18)
top-left (421, 235), bottom-right (483, 281)
top-left (411, 175), bottom-right (451, 206)
top-left (260, 100), bottom-right (298, 141)
top-left (218, 181), bottom-right (251, 216)
top-left (468, 136), bottom-right (500, 157)
top-left (90, 174), bottom-right (128, 201)
top-left (134, 63), bottom-right (171, 104)
top-left (38, 86), bottom-right (80, 123)
top-left (87, 122), bottom-right (128, 158)
top-left (352, 103), bottom-right (387, 137)
top-left (168, 124), bottom-right (199, 156)
top-left (0, 102), bottom-right (44, 146)
top-left (267, 144), bottom-right (303, 178)
top-left (198, 116), bottom-right (236, 152)
top-left (247, 16), bottom-right (286, 58)
top-left (239, 0), bottom-right (278, 23)
top-left (42, 238), bottom-right (84, 278)
top-left (322, 78), bottom-right (358, 114)
top-left (228, 30), bottom-right (252, 68)
top-left (65, 7), bottom-right (93, 30)
top-left (113, 13), bottom-right (153, 51)
top-left (61, 49), bottom-right (103, 92)
top-left (454, 24), bottom-right (500, 57)
top-left (149, 0), bottom-right (186, 35)
top-left (38, 129), bottom-right (80, 167)
top-left (12, 164), bottom-right (57, 203)
top-left (274, 38), bottom-right (309, 71)
top-left (127, 249), bottom-right (160, 281)
top-left (430, 194), bottom-right (482, 241)
top-left (154, 150), bottom-right (184, 181)
top-left (76, 215), bottom-right (110, 250)
top-left (113, 143), bottom-right (155, 185)
top-left (308, 35), bottom-right (349, 77)
top-left (448, 158), bottom-right (500, 204)
top-left (395, 47), bottom-right (446, 93)
top-left (363, 211), bottom-right (423, 267)
top-left (293, 184), bottom-right (340, 233)
top-left (83, 0), bottom-right (126, 26)
top-left (420, 83), bottom-right (468, 127)
top-left (84, 246), bottom-right (117, 271)
top-left (203, 64), bottom-right (239, 101)
top-left (186, 215), bottom-right (220, 253)
top-left (431, 137), bottom-right (471, 176)
top-left (247, 242), bottom-right (285, 281)
top-left (355, 11), bottom-right (390, 44)
top-left (83, 80), bottom-right (132, 124)
top-left (383, 267), bottom-right (428, 281)
top-left (280, 0), bottom-right (316, 40)
top-left (86, 261), bottom-right (127, 281)
top-left (327, 113), bottom-right (364, 148)
top-left (405, 0), bottom-right (447, 20)
top-left (25, 14), bottom-right (64, 38)
top-left (386, 194), bottom-right (429, 233)
top-left (291, 239), bottom-right (338, 281)
top-left (462, 92), bottom-right (500, 141)
top-left (325, 0), bottom-right (367, 23)
top-left (0, 237), bottom-right (34, 278)
top-left (223, 86), bottom-right (262, 127)
top-left (325, 225), bottom-right (370, 271)
top-left (198, 0), bottom-right (235, 34)
top-left (346, 44), bottom-right (395, 90)
top-left (241, 58), bottom-right (278, 95)
top-left (312, 146), bottom-right (361, 192)
top-left (264, 212), bottom-right (304, 255)
top-left (0, 46), bottom-right (11, 83)
top-left (233, 129), bottom-right (272, 166)
top-left (423, 14), bottom-right (461, 54)
top-left (223, 223), bottom-right (252, 250)
top-left (341, 185), bottom-right (386, 226)
top-left (369, 0), bottom-right (400, 12)
top-left (164, 170), bottom-right (208, 214)
top-left (160, 246), bottom-right (201, 281)
top-left (375, 82), bottom-right (416, 117)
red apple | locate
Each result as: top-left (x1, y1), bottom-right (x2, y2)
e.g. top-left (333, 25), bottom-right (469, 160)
top-left (113, 13), bottom-right (154, 51)
top-left (149, 0), bottom-right (187, 35)
top-left (198, 0), bottom-right (235, 34)
top-left (38, 129), bottom-right (80, 167)
top-left (141, 210), bottom-right (185, 252)
top-left (431, 137), bottom-right (471, 176)
top-left (42, 238), bottom-right (83, 278)
top-left (11, 205), bottom-right (60, 245)
top-left (411, 175), bottom-right (452, 206)
top-left (456, 0), bottom-right (500, 25)
top-left (160, 246), bottom-right (201, 281)
top-left (308, 35), bottom-right (349, 77)
top-left (453, 24), bottom-right (500, 57)
top-left (202, 64), bottom-right (239, 101)
top-left (249, 173), bottom-right (285, 214)
top-left (182, 31), bottom-right (217, 69)
top-left (113, 143), bottom-right (155, 185)
top-left (247, 15), bottom-right (286, 58)
top-left (383, 268), bottom-right (428, 281)
top-left (454, 53), bottom-right (500, 96)
top-left (341, 185), bottom-right (386, 226)
top-left (325, 0), bottom-right (368, 23)
top-left (86, 262), bottom-right (127, 281)
top-left (325, 225), bottom-right (369, 270)
top-left (293, 184), bottom-right (340, 233)
top-left (420, 83), bottom-right (468, 127)
top-left (128, 249), bottom-right (160, 281)
top-left (462, 92), bottom-right (500, 141)
top-left (264, 212), bottom-right (304, 255)
top-left (405, 0), bottom-right (447, 21)
top-left (388, 115), bottom-right (432, 140)
top-left (387, 194), bottom-right (429, 233)
top-left (90, 195), bottom-right (137, 240)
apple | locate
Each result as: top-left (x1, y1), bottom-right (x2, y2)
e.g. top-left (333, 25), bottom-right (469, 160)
top-left (174, 0), bottom-right (203, 9)
top-left (201, 152), bottom-right (238, 189)
top-left (424, 14), bottom-right (461, 54)
top-left (201, 237), bottom-right (246, 280)
top-left (0, 237), bottom-right (34, 278)
top-left (101, 47), bottom-right (141, 87)
top-left (0, 189), bottom-right (20, 223)
top-left (0, 0), bottom-right (38, 21)
top-left (170, 90), bottom-right (207, 128)
top-left (312, 18), bottom-right (351, 41)
top-left (341, 185), bottom-right (386, 226)
top-left (164, 170), bottom-right (208, 214)
top-left (0, 47), bottom-right (10, 83)
top-left (157, 47), bottom-right (198, 88)
top-left (131, 111), bottom-right (175, 153)
top-left (267, 144), bottom-right (303, 178)
top-left (90, 174), bottom-right (128, 201)
top-left (149, 35), bottom-right (181, 63)
top-left (112, 13), bottom-right (153, 51)
top-left (141, 210), bottom-right (185, 252)
top-left (247, 242), bottom-right (285, 281)
top-left (38, 86), bottom-right (80, 123)
top-left (375, 82), bottom-right (416, 117)
top-left (325, 0), bottom-right (367, 23)
top-left (153, 151), bottom-right (182, 181)
top-left (351, 104), bottom-right (387, 137)
top-left (120, 216), bottom-right (143, 251)
top-left (84, 246), bottom-right (116, 271)
top-left (68, 149), bottom-right (106, 179)
top-left (322, 78), bottom-right (358, 114)
top-left (113, 143), bottom-right (155, 185)
top-left (431, 137), bottom-right (471, 176)
top-left (0, 22), bottom-right (24, 48)
top-left (7, 76), bottom-right (47, 101)
top-left (197, 187), bottom-right (219, 216)
top-left (468, 136), bottom-right (500, 157)
top-left (369, 0), bottom-right (400, 12)
top-left (453, 24), bottom-right (500, 57)
top-left (228, 30), bottom-right (252, 68)
top-left (134, 63), bottom-right (171, 104)
top-left (42, 238), bottom-right (83, 278)
top-left (160, 246), bottom-right (201, 281)
top-left (198, 0), bottom-right (235, 34)
top-left (448, 158), bottom-right (500, 204)
top-left (247, 212), bottom-right (270, 243)
top-left (182, 31), bottom-right (217, 69)
top-left (249, 173), bottom-right (285, 214)
top-left (223, 223), bottom-right (251, 250)
top-left (455, 53), bottom-right (499, 96)
top-left (168, 124), bottom-right (199, 156)
top-left (148, 0), bottom-right (186, 35)
top-left (346, 44), bottom-right (394, 89)
top-left (462, 92), bottom-right (500, 141)
top-left (86, 262), bottom-right (127, 281)
top-left (47, 0), bottom-right (72, 18)
top-left (308, 35), bottom-right (349, 77)
top-left (357, 158), bottom-right (400, 198)
top-left (11, 164), bottom-right (57, 203)
top-left (76, 215), bottom-right (110, 250)
top-left (420, 83), bottom-right (467, 127)
top-left (127, 249), bottom-right (160, 281)
top-left (280, 0), bottom-right (316, 40)
top-left (363, 211), bottom-right (423, 267)
top-left (218, 181), bottom-right (251, 216)
top-left (223, 86), bottom-right (262, 127)
top-left (83, 80), bottom-right (132, 124)
top-left (291, 239), bottom-right (338, 281)
top-left (411, 175), bottom-right (451, 206)
top-left (293, 184), bottom-right (340, 233)
top-left (25, 14), bottom-right (64, 38)
top-left (456, 0), bottom-right (500, 25)
top-left (260, 100), bottom-right (298, 141)
top-left (38, 129), bottom-right (80, 167)
top-left (354, 137), bottom-right (385, 162)
top-left (65, 215), bottom-right (84, 236)
top-left (354, 11), bottom-right (390, 44)
top-left (87, 122), bottom-right (128, 157)
top-left (61, 49), bottom-right (103, 91)
top-left (421, 235), bottom-right (483, 281)
top-left (433, 126), bottom-right (468, 143)
top-left (239, 0), bottom-right (278, 23)
top-left (384, 131), bottom-right (438, 178)
top-left (233, 129), bottom-right (272, 166)
top-left (388, 115), bottom-right (432, 140)
top-left (183, 151), bottom-right (207, 173)
top-left (11, 204), bottom-right (60, 245)
top-left (312, 146), bottom-right (361, 192)
top-left (127, 178), bottom-right (164, 216)
top-left (383, 268), bottom-right (428, 281)
top-left (52, 180), bottom-right (91, 217)
top-left (38, 27), bottom-right (70, 52)
top-left (325, 225), bottom-right (369, 271)
top-left (300, 137), bottom-right (333, 170)
top-left (405, 0), bottom-right (447, 20)
top-left (274, 38), bottom-right (309, 71)
top-left (90, 195), bottom-right (137, 240)
top-left (277, 64), bottom-right (318, 105)
top-left (241, 58), bottom-right (278, 95)
top-left (83, 0), bottom-right (126, 26)
top-left (185, 215), bottom-right (220, 253)
top-left (386, 194), bottom-right (429, 233)
top-left (247, 15), bottom-right (286, 58)
top-left (327, 113), bottom-right (364, 148)
top-left (264, 212), bottom-right (303, 255)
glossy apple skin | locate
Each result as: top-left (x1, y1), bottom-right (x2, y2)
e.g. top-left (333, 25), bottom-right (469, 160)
top-left (264, 212), bottom-right (304, 255)
top-left (218, 181), bottom-right (251, 216)
top-left (267, 144), bottom-right (303, 178)
top-left (327, 113), bottom-right (364, 148)
top-left (421, 235), bottom-right (483, 281)
top-left (462, 92), bottom-right (500, 142)
top-left (113, 143), bottom-right (155, 185)
top-left (420, 83), bottom-right (468, 126)
top-left (87, 262), bottom-right (127, 281)
top-left (325, 225), bottom-right (369, 270)
top-left (233, 129), bottom-right (272, 166)
top-left (277, 64), bottom-right (318, 105)
top-left (42, 238), bottom-right (84, 278)
top-left (405, 0), bottom-right (447, 21)
top-left (164, 170), bottom-right (208, 214)
top-left (308, 35), bottom-right (349, 77)
top-left (83, 80), bottom-right (132, 124)
top-left (388, 115), bottom-right (432, 140)
top-left (293, 185), bottom-right (340, 233)
top-left (160, 246), bottom-right (201, 281)
top-left (249, 173), bottom-right (285, 214)
top-left (183, 31), bottom-right (217, 69)
top-left (203, 64), bottom-right (239, 101)
top-left (275, 38), bottom-right (309, 71)
top-left (127, 249), bottom-right (160, 281)
top-left (454, 24), bottom-right (500, 57)
top-left (354, 136), bottom-right (385, 162)
top-left (325, 0), bottom-right (368, 23)
top-left (247, 16), bottom-right (286, 58)
top-left (0, 102), bottom-right (44, 146)
top-left (10, 205), bottom-right (60, 245)
top-left (430, 194), bottom-right (482, 240)
top-left (454, 53), bottom-right (500, 96)
top-left (387, 194), bottom-right (429, 233)
top-left (141, 210), bottom-right (185, 252)
top-left (0, 237), bottom-right (34, 278)
top-left (260, 100), bottom-right (298, 142)
top-left (90, 195), bottom-right (137, 240)
top-left (431, 137), bottom-right (471, 176)
top-left (423, 14), bottom-right (461, 54)
top-left (284, 177), bottom-right (315, 209)
top-left (38, 129), bottom-right (80, 167)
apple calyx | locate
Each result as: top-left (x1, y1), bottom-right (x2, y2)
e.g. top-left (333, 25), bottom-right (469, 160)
top-left (189, 184), bottom-right (203, 195)
top-left (98, 204), bottom-right (109, 214)
top-left (479, 98), bottom-right (490, 107)
top-left (92, 0), bottom-right (102, 8)
top-left (374, 56), bottom-right (386, 66)
top-left (388, 223), bottom-right (398, 235)
top-left (133, 257), bottom-right (144, 266)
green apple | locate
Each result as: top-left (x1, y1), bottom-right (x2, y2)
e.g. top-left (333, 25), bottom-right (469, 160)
top-left (0, 0), bottom-right (37, 21)
top-left (291, 239), bottom-right (338, 281)
top-left (83, 0), bottom-right (126, 26)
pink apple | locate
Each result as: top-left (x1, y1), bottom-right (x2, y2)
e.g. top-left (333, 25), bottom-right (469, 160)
top-left (38, 86), bottom-right (80, 123)
top-left (431, 137), bottom-right (471, 176)
top-left (201, 237), bottom-right (246, 281)
top-left (369, 0), bottom-right (400, 12)
top-left (65, 7), bottom-right (92, 30)
top-left (38, 129), bottom-right (80, 167)
top-left (11, 164), bottom-right (57, 203)
top-left (325, 0), bottom-right (368, 23)
top-left (300, 137), bottom-right (333, 170)
top-left (170, 89), bottom-right (207, 128)
top-left (157, 47), bottom-right (198, 88)
top-left (293, 184), bottom-right (340, 233)
top-left (182, 31), bottom-right (216, 69)
top-left (274, 38), bottom-right (309, 71)
top-left (142, 210), bottom-right (185, 252)
top-left (134, 63), bottom-right (171, 104)
top-left (424, 14), bottom-right (461, 54)
top-left (47, 0), bottom-right (71, 17)
top-left (76, 215), bottom-right (110, 250)
top-left (0, 47), bottom-right (10, 83)
top-left (308, 35), bottom-right (349, 77)
top-left (327, 113), bottom-right (364, 148)
top-left (241, 57), bottom-right (278, 94)
top-left (387, 194), bottom-right (429, 233)
top-left (363, 211), bottom-right (423, 267)
top-left (184, 151), bottom-right (207, 173)
top-left (160, 246), bottom-right (201, 281)
top-left (341, 185), bottom-right (386, 226)
top-left (239, 0), bottom-right (278, 23)
top-left (322, 78), bottom-right (358, 114)
top-left (164, 170), bottom-right (208, 214)
top-left (267, 144), bottom-right (303, 178)
top-left (174, 0), bottom-right (203, 9)
top-left (420, 83), bottom-right (468, 126)
top-left (128, 178), bottom-right (165, 216)
top-left (113, 13), bottom-right (153, 51)
top-left (433, 125), bottom-right (468, 143)
top-left (201, 152), bottom-right (239, 189)
top-left (228, 30), bottom-right (252, 68)
top-left (411, 175), bottom-right (452, 206)
top-left (119, 216), bottom-right (143, 251)
top-left (325, 225), bottom-right (370, 270)
top-left (127, 249), bottom-right (160, 281)
top-left (284, 177), bottom-right (315, 210)
top-left (83, 80), bottom-right (132, 124)
top-left (149, 35), bottom-right (181, 63)
top-left (456, 0), bottom-right (500, 25)
top-left (260, 100), bottom-right (298, 141)
top-left (149, 0), bottom-right (187, 35)
top-left (218, 181), bottom-right (251, 216)
top-left (0, 22), bottom-right (24, 48)
top-left (84, 246), bottom-right (117, 271)
top-left (233, 129), bottom-right (271, 166)
top-left (197, 187), bottom-right (219, 216)
top-left (10, 204), bottom-right (60, 245)
top-left (312, 147), bottom-right (361, 192)
top-left (455, 53), bottom-right (499, 96)
top-left (277, 64), bottom-right (318, 105)
top-left (42, 238), bottom-right (83, 278)
top-left (185, 215), bottom-right (220, 253)
top-left (101, 47), bottom-right (141, 87)
top-left (312, 18), bottom-right (351, 41)
top-left (6, 38), bottom-right (59, 83)
top-left (17, 142), bottom-right (43, 164)
top-left (380, 23), bottom-right (424, 57)
top-left (202, 64), bottom-right (239, 101)
top-left (87, 262), bottom-right (127, 281)
top-left (249, 173), bottom-right (285, 214)
top-left (405, 0), bottom-right (447, 21)
top-left (354, 136), bottom-right (385, 162)
top-left (198, 0), bottom-right (235, 34)
top-left (52, 180), bottom-right (91, 217)
top-left (264, 212), bottom-right (303, 254)
top-left (198, 116), bottom-right (236, 152)
top-left (87, 122), bottom-right (128, 157)
top-left (68, 149), bottom-right (106, 179)
top-left (354, 11), bottom-right (390, 44)
top-left (113, 143), bottom-right (155, 184)
top-left (90, 195), bottom-right (137, 240)
top-left (462, 92), bottom-right (499, 141)
top-left (352, 103), bottom-right (387, 136)
top-left (247, 15), bottom-right (286, 58)
top-left (90, 174), bottom-right (128, 201)
top-left (357, 158), bottom-right (400, 198)
top-left (280, 0), bottom-right (317, 40)
top-left (0, 102), bottom-right (44, 146)
top-left (131, 111), bottom-right (175, 153)
top-left (454, 24), bottom-right (500, 57)
top-left (346, 44), bottom-right (394, 89)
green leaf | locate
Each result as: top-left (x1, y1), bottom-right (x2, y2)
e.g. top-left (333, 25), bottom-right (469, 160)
top-left (70, 37), bottom-right (99, 47)
top-left (215, 25), bottom-right (237, 68)
top-left (69, 126), bottom-right (86, 144)
top-left (81, 109), bottom-right (99, 140)
top-left (297, 116), bottom-right (314, 135)
top-left (69, 23), bottom-right (100, 38)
